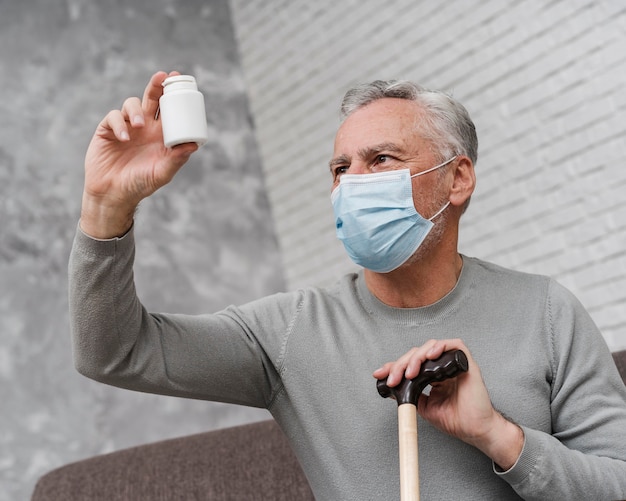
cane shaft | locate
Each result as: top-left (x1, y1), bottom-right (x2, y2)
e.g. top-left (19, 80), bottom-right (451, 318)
top-left (378, 350), bottom-right (468, 500)
top-left (398, 403), bottom-right (419, 501)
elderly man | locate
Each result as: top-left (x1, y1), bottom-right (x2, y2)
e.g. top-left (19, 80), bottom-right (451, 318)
top-left (70, 71), bottom-right (626, 500)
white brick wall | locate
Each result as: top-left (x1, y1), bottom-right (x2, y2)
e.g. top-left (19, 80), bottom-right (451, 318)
top-left (229, 0), bottom-right (626, 352)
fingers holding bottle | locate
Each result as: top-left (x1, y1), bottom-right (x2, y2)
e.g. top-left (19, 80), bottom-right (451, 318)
top-left (142, 70), bottom-right (177, 119)
top-left (94, 96), bottom-right (144, 145)
top-left (81, 71), bottom-right (199, 239)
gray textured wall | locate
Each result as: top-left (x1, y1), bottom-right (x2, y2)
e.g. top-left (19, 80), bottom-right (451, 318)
top-left (0, 1), bottom-right (283, 499)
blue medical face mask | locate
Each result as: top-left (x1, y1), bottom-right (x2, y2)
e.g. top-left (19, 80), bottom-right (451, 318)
top-left (330, 157), bottom-right (455, 273)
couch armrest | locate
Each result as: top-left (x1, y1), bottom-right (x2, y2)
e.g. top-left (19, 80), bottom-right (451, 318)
top-left (31, 420), bottom-right (314, 501)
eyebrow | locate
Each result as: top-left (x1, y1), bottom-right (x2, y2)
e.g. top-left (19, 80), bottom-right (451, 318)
top-left (329, 154), bottom-right (350, 171)
top-left (328, 142), bottom-right (404, 172)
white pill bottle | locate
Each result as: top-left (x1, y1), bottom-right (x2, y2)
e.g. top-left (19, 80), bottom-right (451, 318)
top-left (159, 75), bottom-right (209, 148)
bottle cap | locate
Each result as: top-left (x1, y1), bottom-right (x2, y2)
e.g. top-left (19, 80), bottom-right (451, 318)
top-left (162, 75), bottom-right (198, 93)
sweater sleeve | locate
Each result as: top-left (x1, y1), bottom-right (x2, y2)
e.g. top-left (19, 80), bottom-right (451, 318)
top-left (68, 224), bottom-right (293, 408)
top-left (497, 279), bottom-right (626, 500)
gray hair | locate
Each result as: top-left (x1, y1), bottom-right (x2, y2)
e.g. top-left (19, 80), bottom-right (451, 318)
top-left (340, 80), bottom-right (478, 165)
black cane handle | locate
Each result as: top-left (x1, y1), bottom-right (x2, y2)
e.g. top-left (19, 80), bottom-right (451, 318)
top-left (377, 349), bottom-right (469, 406)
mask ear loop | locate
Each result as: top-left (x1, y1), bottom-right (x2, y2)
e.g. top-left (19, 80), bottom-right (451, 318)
top-left (428, 201), bottom-right (450, 221)
top-left (411, 155), bottom-right (456, 221)
top-left (410, 155), bottom-right (457, 179)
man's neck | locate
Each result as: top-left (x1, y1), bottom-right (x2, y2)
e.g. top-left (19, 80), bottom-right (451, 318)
top-left (363, 249), bottom-right (463, 308)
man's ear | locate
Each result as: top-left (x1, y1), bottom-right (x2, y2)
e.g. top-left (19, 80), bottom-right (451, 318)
top-left (449, 156), bottom-right (476, 208)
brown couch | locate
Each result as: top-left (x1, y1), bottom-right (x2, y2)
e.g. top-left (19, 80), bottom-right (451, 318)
top-left (32, 351), bottom-right (626, 500)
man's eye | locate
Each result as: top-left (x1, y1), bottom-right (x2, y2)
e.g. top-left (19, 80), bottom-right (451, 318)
top-left (334, 166), bottom-right (348, 177)
top-left (375, 155), bottom-right (390, 164)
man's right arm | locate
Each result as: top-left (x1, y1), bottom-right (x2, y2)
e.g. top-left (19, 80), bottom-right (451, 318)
top-left (67, 71), bottom-right (277, 404)
top-left (68, 224), bottom-right (279, 407)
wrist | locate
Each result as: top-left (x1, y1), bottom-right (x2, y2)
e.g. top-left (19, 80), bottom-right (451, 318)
top-left (80, 193), bottom-right (137, 239)
top-left (474, 412), bottom-right (524, 471)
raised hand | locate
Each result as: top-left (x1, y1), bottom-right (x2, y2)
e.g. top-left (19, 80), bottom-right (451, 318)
top-left (81, 71), bottom-right (199, 239)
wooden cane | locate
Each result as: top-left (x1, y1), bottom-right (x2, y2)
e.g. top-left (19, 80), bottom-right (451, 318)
top-left (377, 350), bottom-right (468, 501)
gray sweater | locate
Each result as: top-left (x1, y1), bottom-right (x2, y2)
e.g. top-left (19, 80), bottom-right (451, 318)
top-left (69, 226), bottom-right (626, 500)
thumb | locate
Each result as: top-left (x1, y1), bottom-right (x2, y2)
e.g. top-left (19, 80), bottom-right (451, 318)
top-left (159, 143), bottom-right (199, 183)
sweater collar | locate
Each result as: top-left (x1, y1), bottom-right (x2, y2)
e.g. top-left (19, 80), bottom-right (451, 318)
top-left (354, 256), bottom-right (473, 325)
